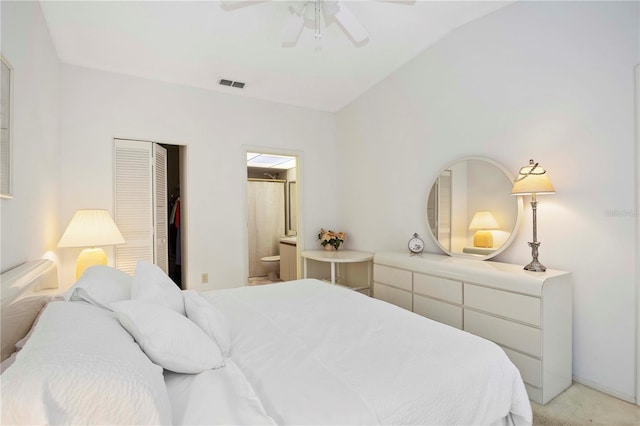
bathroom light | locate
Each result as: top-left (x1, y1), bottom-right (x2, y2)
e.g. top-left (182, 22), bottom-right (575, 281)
top-left (58, 209), bottom-right (125, 279)
top-left (247, 152), bottom-right (296, 169)
top-left (468, 211), bottom-right (499, 248)
top-left (511, 159), bottom-right (555, 272)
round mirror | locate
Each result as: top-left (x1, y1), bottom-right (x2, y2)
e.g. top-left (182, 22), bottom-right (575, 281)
top-left (426, 157), bottom-right (523, 260)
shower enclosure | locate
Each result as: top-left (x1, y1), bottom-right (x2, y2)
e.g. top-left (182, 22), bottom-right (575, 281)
top-left (247, 179), bottom-right (285, 277)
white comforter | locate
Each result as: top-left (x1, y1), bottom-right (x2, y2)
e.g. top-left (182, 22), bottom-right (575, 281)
top-left (191, 279), bottom-right (532, 425)
top-left (165, 359), bottom-right (276, 425)
top-left (1, 302), bottom-right (172, 425)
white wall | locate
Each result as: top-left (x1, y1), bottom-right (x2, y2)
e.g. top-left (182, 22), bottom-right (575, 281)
top-left (58, 65), bottom-right (337, 290)
top-left (337, 1), bottom-right (639, 401)
top-left (0, 1), bottom-right (60, 272)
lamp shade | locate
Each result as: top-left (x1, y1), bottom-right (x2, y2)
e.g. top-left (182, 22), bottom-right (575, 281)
top-left (511, 159), bottom-right (555, 195)
top-left (58, 209), bottom-right (125, 248)
top-left (468, 211), bottom-right (499, 230)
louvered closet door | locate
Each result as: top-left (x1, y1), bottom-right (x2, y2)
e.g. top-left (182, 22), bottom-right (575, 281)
top-left (153, 144), bottom-right (168, 273)
top-left (114, 139), bottom-right (154, 275)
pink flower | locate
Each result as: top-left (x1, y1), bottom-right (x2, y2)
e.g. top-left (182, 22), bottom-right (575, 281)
top-left (318, 228), bottom-right (346, 249)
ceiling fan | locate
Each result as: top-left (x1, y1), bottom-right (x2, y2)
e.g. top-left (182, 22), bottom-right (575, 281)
top-left (282, 0), bottom-right (369, 46)
top-left (221, 0), bottom-right (370, 47)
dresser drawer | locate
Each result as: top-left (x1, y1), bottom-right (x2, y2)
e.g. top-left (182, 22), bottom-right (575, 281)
top-left (413, 273), bottom-right (462, 304)
top-left (465, 284), bottom-right (541, 326)
top-left (374, 264), bottom-right (412, 292)
top-left (502, 347), bottom-right (542, 388)
top-left (464, 310), bottom-right (541, 357)
top-left (373, 282), bottom-right (412, 311)
top-left (413, 294), bottom-right (462, 329)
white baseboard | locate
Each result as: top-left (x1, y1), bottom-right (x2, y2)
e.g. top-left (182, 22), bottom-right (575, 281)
top-left (572, 375), bottom-right (637, 405)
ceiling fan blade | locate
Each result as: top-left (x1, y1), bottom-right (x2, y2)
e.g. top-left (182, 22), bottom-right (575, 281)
top-left (334, 3), bottom-right (369, 43)
top-left (288, 1), bottom-right (305, 17)
top-left (282, 13), bottom-right (305, 45)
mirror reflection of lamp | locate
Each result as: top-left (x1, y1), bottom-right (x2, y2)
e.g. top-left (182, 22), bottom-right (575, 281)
top-left (58, 209), bottom-right (126, 280)
top-left (511, 159), bottom-right (555, 272)
top-left (469, 211), bottom-right (499, 248)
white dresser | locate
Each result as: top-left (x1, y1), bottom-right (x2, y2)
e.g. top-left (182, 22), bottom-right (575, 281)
top-left (373, 251), bottom-right (572, 405)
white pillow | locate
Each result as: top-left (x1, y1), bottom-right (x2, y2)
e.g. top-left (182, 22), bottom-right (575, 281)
top-left (183, 290), bottom-right (232, 356)
top-left (132, 260), bottom-right (184, 315)
top-left (0, 301), bottom-right (172, 425)
top-left (112, 299), bottom-right (223, 374)
top-left (64, 265), bottom-right (132, 310)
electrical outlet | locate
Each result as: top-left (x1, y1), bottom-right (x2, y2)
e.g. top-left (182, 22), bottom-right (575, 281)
top-left (201, 273), bottom-right (208, 284)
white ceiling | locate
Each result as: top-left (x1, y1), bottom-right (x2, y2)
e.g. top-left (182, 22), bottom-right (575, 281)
top-left (40, 0), bottom-right (512, 112)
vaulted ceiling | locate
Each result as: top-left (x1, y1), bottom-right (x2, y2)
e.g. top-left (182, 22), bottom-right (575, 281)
top-left (40, 1), bottom-right (513, 112)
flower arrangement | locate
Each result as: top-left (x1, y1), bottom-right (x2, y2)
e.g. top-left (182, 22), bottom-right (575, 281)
top-left (318, 228), bottom-right (346, 250)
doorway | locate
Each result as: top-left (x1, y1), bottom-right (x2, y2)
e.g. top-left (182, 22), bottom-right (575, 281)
top-left (163, 144), bottom-right (183, 287)
top-left (113, 138), bottom-right (188, 288)
top-left (245, 151), bottom-right (299, 285)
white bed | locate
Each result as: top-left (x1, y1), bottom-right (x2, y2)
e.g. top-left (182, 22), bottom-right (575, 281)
top-left (1, 260), bottom-right (532, 425)
top-left (0, 259), bottom-right (58, 366)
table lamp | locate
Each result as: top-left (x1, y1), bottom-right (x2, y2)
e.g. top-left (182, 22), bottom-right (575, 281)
top-left (58, 209), bottom-right (125, 279)
top-left (511, 159), bottom-right (555, 272)
top-left (468, 211), bottom-right (499, 248)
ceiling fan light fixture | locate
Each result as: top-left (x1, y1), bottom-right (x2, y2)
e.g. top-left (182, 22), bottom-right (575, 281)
top-left (322, 0), bottom-right (339, 17)
top-left (224, 0), bottom-right (370, 48)
top-left (302, 2), bottom-right (316, 22)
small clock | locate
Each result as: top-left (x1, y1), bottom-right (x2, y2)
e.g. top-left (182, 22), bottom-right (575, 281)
top-left (408, 233), bottom-right (424, 255)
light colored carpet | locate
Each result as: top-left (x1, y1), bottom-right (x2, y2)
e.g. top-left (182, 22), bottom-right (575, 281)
top-left (248, 276), bottom-right (281, 286)
top-left (532, 383), bottom-right (640, 425)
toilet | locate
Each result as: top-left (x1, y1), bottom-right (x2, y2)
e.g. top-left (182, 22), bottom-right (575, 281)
top-left (260, 255), bottom-right (280, 280)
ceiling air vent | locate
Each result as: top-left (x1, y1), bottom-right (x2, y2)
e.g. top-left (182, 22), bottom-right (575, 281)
top-left (219, 79), bottom-right (246, 89)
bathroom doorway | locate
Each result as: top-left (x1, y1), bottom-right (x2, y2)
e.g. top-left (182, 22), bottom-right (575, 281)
top-left (246, 151), bottom-right (298, 285)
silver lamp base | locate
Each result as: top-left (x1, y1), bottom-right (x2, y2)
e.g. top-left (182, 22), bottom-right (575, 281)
top-left (524, 241), bottom-right (546, 272)
top-left (524, 259), bottom-right (547, 272)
